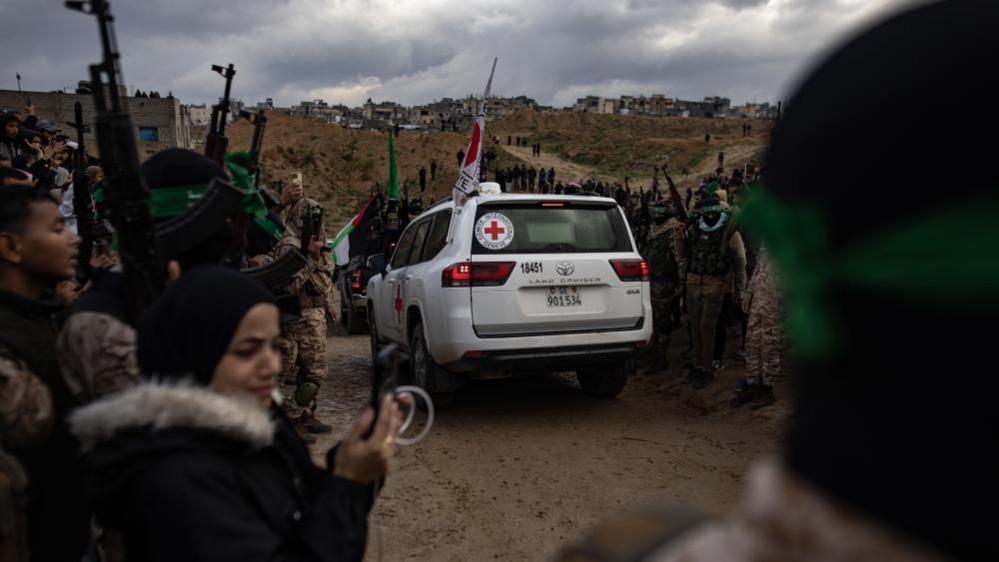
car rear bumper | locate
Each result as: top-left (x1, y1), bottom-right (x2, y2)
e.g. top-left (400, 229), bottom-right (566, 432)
top-left (350, 293), bottom-right (368, 309)
top-left (423, 289), bottom-right (653, 371)
top-left (449, 342), bottom-right (642, 374)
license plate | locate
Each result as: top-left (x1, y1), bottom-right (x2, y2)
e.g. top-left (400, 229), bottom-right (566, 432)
top-left (546, 286), bottom-right (582, 307)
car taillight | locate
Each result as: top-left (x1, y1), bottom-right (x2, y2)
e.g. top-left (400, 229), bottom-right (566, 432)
top-left (610, 259), bottom-right (649, 282)
top-left (351, 270), bottom-right (362, 290)
top-left (442, 262), bottom-right (515, 287)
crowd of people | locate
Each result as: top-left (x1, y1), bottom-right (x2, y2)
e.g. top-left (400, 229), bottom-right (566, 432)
top-left (1, 2), bottom-right (994, 561)
top-left (1, 97), bottom-right (405, 559)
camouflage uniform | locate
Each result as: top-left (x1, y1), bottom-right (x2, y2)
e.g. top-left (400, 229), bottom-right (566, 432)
top-left (274, 196), bottom-right (333, 419)
top-left (57, 312), bottom-right (141, 403)
top-left (558, 459), bottom-right (950, 562)
top-left (743, 246), bottom-right (782, 387)
top-left (0, 351), bottom-right (54, 562)
top-left (686, 218), bottom-right (746, 373)
top-left (646, 217), bottom-right (687, 365)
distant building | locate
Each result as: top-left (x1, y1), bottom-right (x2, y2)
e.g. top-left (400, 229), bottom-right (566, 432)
top-left (185, 104), bottom-right (212, 126)
top-left (0, 86), bottom-right (191, 160)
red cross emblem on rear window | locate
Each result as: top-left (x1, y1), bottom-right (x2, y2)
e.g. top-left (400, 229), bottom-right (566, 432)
top-left (484, 220), bottom-right (505, 240)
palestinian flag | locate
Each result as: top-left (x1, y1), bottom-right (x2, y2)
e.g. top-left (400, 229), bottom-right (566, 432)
top-left (331, 196), bottom-right (380, 266)
top-left (387, 131), bottom-right (400, 200)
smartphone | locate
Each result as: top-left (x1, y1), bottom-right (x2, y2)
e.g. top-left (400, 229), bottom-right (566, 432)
top-left (367, 344), bottom-right (403, 437)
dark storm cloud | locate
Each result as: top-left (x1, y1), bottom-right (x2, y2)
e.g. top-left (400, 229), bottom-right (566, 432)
top-left (4, 0), bottom-right (914, 108)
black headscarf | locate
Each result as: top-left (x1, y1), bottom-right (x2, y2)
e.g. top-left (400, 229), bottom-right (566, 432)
top-left (766, 1), bottom-right (997, 560)
top-left (137, 266), bottom-right (275, 385)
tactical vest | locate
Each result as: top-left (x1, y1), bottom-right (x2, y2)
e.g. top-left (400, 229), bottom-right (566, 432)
top-left (688, 225), bottom-right (732, 276)
top-left (646, 230), bottom-right (679, 280)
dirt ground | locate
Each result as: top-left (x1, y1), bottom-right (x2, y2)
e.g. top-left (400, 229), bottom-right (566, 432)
top-left (309, 325), bottom-right (789, 562)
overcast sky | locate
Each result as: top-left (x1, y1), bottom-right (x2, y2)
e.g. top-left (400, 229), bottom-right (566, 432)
top-left (6, 0), bottom-right (918, 108)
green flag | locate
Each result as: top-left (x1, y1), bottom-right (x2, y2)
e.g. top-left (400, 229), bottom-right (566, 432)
top-left (387, 131), bottom-right (400, 200)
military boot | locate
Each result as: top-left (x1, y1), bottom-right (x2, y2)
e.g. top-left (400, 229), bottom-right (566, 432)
top-left (687, 367), bottom-right (714, 389)
top-left (295, 425), bottom-right (317, 445)
top-left (299, 412), bottom-right (333, 434)
top-left (730, 382), bottom-right (759, 408)
top-left (749, 385), bottom-right (776, 410)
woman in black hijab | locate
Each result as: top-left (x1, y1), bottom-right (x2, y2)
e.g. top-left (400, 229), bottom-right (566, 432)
top-left (71, 267), bottom-right (402, 562)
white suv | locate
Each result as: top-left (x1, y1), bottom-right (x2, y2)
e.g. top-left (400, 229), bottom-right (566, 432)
top-left (366, 192), bottom-right (652, 406)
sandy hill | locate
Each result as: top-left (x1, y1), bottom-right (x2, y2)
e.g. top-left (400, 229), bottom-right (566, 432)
top-left (493, 109), bottom-right (770, 188)
top-left (225, 110), bottom-right (771, 229)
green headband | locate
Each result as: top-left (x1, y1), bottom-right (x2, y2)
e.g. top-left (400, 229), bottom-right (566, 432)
top-left (738, 186), bottom-right (999, 358)
top-left (145, 152), bottom-right (282, 242)
top-left (149, 183), bottom-right (209, 218)
top-left (224, 152), bottom-right (283, 241)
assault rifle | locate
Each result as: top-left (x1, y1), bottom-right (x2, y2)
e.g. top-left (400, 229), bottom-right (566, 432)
top-left (204, 63), bottom-right (236, 165)
top-left (661, 162), bottom-right (689, 221)
top-left (67, 102), bottom-right (96, 281)
top-left (240, 109), bottom-right (280, 208)
top-left (67, 0), bottom-right (163, 320)
top-left (299, 205), bottom-right (324, 255)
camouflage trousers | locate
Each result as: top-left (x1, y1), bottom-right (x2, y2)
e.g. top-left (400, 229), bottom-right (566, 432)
top-left (746, 312), bottom-right (782, 387)
top-left (277, 307), bottom-right (327, 418)
top-left (650, 280), bottom-right (679, 357)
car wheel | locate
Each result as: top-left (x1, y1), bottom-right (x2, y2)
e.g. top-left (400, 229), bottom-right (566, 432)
top-left (346, 303), bottom-right (359, 334)
top-left (410, 322), bottom-right (456, 410)
top-left (340, 291), bottom-right (350, 326)
top-left (368, 308), bottom-right (382, 366)
top-left (577, 366), bottom-right (630, 398)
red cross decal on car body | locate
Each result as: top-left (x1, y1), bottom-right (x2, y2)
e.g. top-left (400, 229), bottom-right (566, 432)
top-left (394, 283), bottom-right (403, 323)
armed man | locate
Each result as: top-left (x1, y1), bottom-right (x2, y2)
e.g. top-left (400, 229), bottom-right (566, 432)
top-left (644, 202), bottom-right (687, 372)
top-left (685, 192), bottom-right (746, 388)
top-left (270, 171), bottom-right (335, 440)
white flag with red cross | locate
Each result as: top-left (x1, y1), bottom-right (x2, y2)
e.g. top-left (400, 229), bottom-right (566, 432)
top-left (452, 57), bottom-right (498, 208)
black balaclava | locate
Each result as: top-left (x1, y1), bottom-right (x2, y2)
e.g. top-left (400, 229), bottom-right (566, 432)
top-left (137, 266), bottom-right (274, 385)
top-left (766, 1), bottom-right (998, 560)
top-left (140, 148), bottom-right (234, 268)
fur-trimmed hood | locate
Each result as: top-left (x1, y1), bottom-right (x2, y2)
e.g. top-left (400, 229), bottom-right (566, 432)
top-left (70, 380), bottom-right (276, 452)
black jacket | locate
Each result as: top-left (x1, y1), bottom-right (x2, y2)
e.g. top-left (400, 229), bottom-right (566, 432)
top-left (0, 289), bottom-right (90, 561)
top-left (70, 381), bottom-right (375, 562)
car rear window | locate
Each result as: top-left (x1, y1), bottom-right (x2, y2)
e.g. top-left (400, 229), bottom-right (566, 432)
top-left (472, 202), bottom-right (632, 254)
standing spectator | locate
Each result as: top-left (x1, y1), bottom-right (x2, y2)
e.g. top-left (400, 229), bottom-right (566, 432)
top-left (456, 150), bottom-right (464, 170)
top-left (70, 267), bottom-right (404, 562)
top-left (418, 166), bottom-right (427, 192)
top-left (528, 167), bottom-right (537, 192)
top-left (430, 159), bottom-right (437, 181)
top-left (1, 112), bottom-right (24, 162)
top-left (547, 167), bottom-right (555, 187)
top-left (507, 135), bottom-right (512, 146)
top-left (0, 187), bottom-right (89, 562)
